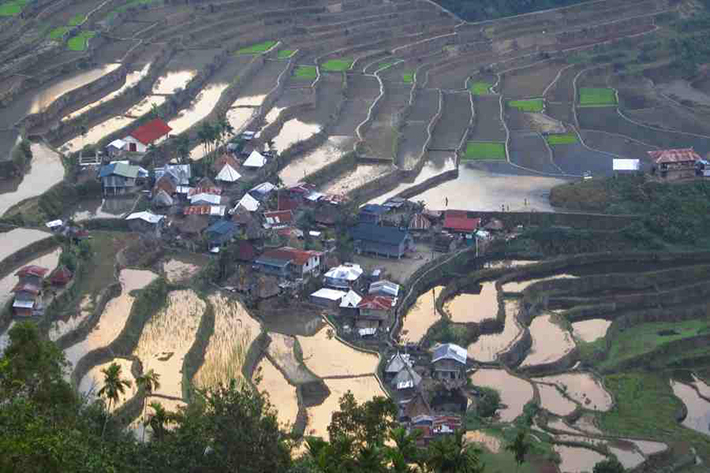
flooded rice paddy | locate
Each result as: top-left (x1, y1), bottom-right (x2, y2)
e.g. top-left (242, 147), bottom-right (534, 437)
top-left (165, 83), bottom-right (230, 136)
top-left (633, 439), bottom-right (668, 455)
top-left (134, 290), bottom-right (205, 399)
top-left (0, 247), bottom-right (60, 308)
top-left (193, 294), bottom-right (261, 390)
top-left (444, 282), bottom-right (498, 324)
top-left (554, 445), bottom-right (607, 473)
top-left (607, 441), bottom-right (646, 470)
top-left (61, 114), bottom-right (133, 153)
top-left (573, 414), bottom-right (603, 435)
top-left (30, 64), bottom-right (121, 115)
top-left (306, 376), bottom-right (386, 439)
top-left (152, 70), bottom-right (197, 95)
top-left (279, 135), bottom-right (355, 186)
top-left (48, 295), bottom-right (93, 342)
top-left (470, 369), bottom-right (533, 422)
top-left (79, 358), bottom-right (135, 409)
top-left (253, 357), bottom-right (298, 428)
top-left (468, 300), bottom-right (523, 362)
top-left (0, 228), bottom-right (51, 262)
top-left (296, 326), bottom-right (379, 377)
top-left (63, 269), bottom-right (157, 375)
top-left (671, 380), bottom-right (710, 436)
top-left (231, 94), bottom-right (268, 108)
top-left (0, 143), bottom-right (64, 215)
top-left (267, 332), bottom-right (317, 385)
top-left (71, 197), bottom-right (136, 221)
top-left (571, 319), bottom-right (612, 343)
top-left (536, 383), bottom-right (578, 416)
top-left (502, 274), bottom-right (578, 292)
top-left (521, 314), bottom-right (575, 367)
top-left (272, 118), bottom-right (322, 153)
top-left (226, 107), bottom-right (254, 135)
top-left (127, 95), bottom-right (168, 117)
top-left (535, 373), bottom-right (612, 411)
top-left (691, 374), bottom-right (710, 399)
top-left (401, 286), bottom-right (443, 344)
top-left (320, 163), bottom-right (390, 195)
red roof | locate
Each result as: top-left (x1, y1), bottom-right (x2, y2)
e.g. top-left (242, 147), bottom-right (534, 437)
top-left (16, 265), bottom-right (49, 278)
top-left (189, 187), bottom-right (222, 196)
top-left (443, 214), bottom-right (481, 233)
top-left (648, 148), bottom-right (701, 164)
top-left (184, 205), bottom-right (211, 215)
top-left (49, 266), bottom-right (73, 285)
top-left (129, 118), bottom-right (172, 145)
top-left (11, 282), bottom-right (41, 294)
top-left (357, 295), bottom-right (395, 310)
top-left (288, 184), bottom-right (315, 195)
top-left (234, 241), bottom-right (257, 262)
top-left (278, 194), bottom-right (300, 211)
top-left (262, 247), bottom-right (321, 266)
top-left (264, 210), bottom-right (293, 225)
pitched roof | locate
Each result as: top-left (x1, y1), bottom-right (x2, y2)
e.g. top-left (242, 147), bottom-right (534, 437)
top-left (128, 118), bottom-right (172, 145)
top-left (409, 213), bottom-right (432, 231)
top-left (261, 247), bottom-right (321, 266)
top-left (108, 138), bottom-right (127, 149)
top-left (243, 150), bottom-right (267, 168)
top-left (197, 177), bottom-right (216, 188)
top-left (325, 264), bottom-right (363, 281)
top-left (349, 223), bottom-right (410, 245)
top-left (188, 186), bottom-right (222, 196)
top-left (12, 282), bottom-right (41, 294)
top-left (206, 220), bottom-right (237, 235)
top-left (234, 193), bottom-right (260, 212)
top-left (278, 194), bottom-right (300, 211)
top-left (393, 366), bottom-right (422, 390)
top-left (153, 189), bottom-right (174, 207)
top-left (234, 240), bottom-right (257, 262)
top-left (99, 162), bottom-right (140, 179)
top-left (154, 174), bottom-right (177, 194)
top-left (189, 193), bottom-right (222, 205)
top-left (216, 163), bottom-right (241, 182)
top-left (183, 205), bottom-right (225, 216)
top-left (251, 182), bottom-right (276, 195)
top-left (369, 280), bottom-right (400, 298)
top-left (126, 211), bottom-right (164, 224)
top-left (385, 353), bottom-right (412, 373)
top-left (648, 148), bottom-right (701, 164)
top-left (432, 343), bottom-right (467, 364)
top-left (443, 211), bottom-right (480, 233)
top-left (16, 265), bottom-right (49, 278)
top-left (360, 204), bottom-right (390, 215)
top-left (264, 210), bottom-right (293, 226)
top-left (357, 295), bottom-right (395, 311)
top-left (311, 288), bottom-right (347, 301)
top-left (213, 153), bottom-right (240, 173)
top-left (340, 290), bottom-right (363, 309)
top-left (49, 265), bottom-right (73, 285)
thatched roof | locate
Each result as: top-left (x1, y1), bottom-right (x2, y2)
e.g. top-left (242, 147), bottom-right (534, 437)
top-left (212, 154), bottom-right (240, 174)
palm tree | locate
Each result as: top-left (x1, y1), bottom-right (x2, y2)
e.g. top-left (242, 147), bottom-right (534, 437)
top-left (386, 427), bottom-right (423, 473)
top-left (506, 429), bottom-right (531, 473)
top-left (175, 134), bottom-right (191, 164)
top-left (147, 401), bottom-right (174, 441)
top-left (98, 362), bottom-right (132, 438)
top-left (135, 369), bottom-right (161, 442)
top-left (426, 430), bottom-right (483, 473)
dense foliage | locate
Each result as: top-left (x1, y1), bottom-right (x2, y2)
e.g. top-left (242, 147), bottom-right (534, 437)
top-left (433, 0), bottom-right (590, 22)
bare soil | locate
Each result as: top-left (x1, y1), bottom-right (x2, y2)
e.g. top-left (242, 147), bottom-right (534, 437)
top-left (551, 141), bottom-right (614, 176)
top-left (429, 91), bottom-right (470, 148)
top-left (397, 121), bottom-right (428, 169)
top-left (509, 131), bottom-right (560, 175)
top-left (408, 88), bottom-right (438, 122)
top-left (470, 95), bottom-right (506, 142)
top-left (500, 60), bottom-right (568, 99)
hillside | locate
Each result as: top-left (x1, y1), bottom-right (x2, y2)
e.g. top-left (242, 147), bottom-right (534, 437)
top-left (434, 0), bottom-right (591, 21)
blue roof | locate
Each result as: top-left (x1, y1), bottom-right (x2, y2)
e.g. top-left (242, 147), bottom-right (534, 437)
top-left (360, 204), bottom-right (389, 215)
top-left (205, 220), bottom-right (237, 235)
top-left (99, 162), bottom-right (139, 179)
top-left (349, 223), bottom-right (409, 246)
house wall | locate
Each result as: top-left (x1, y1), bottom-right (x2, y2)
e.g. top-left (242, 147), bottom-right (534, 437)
top-left (325, 276), bottom-right (351, 289)
top-left (123, 136), bottom-right (147, 153)
top-left (433, 359), bottom-right (463, 373)
top-left (359, 308), bottom-right (388, 320)
top-left (256, 262), bottom-right (289, 277)
top-left (310, 295), bottom-right (338, 308)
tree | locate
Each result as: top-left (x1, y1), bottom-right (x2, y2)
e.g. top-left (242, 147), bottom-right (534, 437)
top-left (327, 392), bottom-right (397, 449)
top-left (476, 387), bottom-right (501, 418)
top-left (136, 369), bottom-right (161, 442)
top-left (593, 458), bottom-right (625, 473)
top-left (426, 430), bottom-right (484, 473)
top-left (97, 362), bottom-right (132, 438)
top-left (506, 429), bottom-right (531, 473)
top-left (386, 427), bottom-right (425, 473)
top-left (175, 134), bottom-right (191, 164)
top-left (146, 401), bottom-right (175, 441)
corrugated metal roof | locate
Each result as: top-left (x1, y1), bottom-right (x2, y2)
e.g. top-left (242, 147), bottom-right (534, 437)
top-left (432, 343), bottom-right (467, 364)
top-left (311, 288), bottom-right (347, 301)
top-left (648, 148), bottom-right (701, 164)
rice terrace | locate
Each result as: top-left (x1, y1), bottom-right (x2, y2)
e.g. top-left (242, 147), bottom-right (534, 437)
top-left (4, 0), bottom-right (710, 472)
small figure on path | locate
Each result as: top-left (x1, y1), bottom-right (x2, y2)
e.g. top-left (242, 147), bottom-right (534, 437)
top-left (445, 197), bottom-right (448, 207)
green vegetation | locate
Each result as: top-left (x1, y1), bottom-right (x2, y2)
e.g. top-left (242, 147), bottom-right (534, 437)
top-left (376, 61), bottom-right (395, 71)
top-left (579, 87), bottom-right (617, 106)
top-left (115, 0), bottom-right (155, 14)
top-left (67, 31), bottom-right (96, 51)
top-left (321, 58), bottom-right (354, 72)
top-left (0, 0), bottom-right (27, 17)
top-left (68, 13), bottom-right (86, 26)
top-left (294, 65), bottom-right (317, 80)
top-left (237, 40), bottom-right (277, 55)
top-left (470, 82), bottom-right (492, 95)
top-left (403, 71), bottom-right (415, 83)
top-left (545, 133), bottom-right (578, 145)
top-left (508, 98), bottom-right (544, 112)
top-left (463, 141), bottom-right (507, 161)
top-left (49, 26), bottom-right (71, 40)
top-left (277, 49), bottom-right (295, 59)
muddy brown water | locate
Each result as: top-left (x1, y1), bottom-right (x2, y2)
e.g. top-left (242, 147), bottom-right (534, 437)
top-left (320, 163), bottom-right (390, 195)
top-left (126, 95), bottom-right (167, 117)
top-left (48, 294), bottom-right (93, 342)
top-left (79, 358), bottom-right (135, 410)
top-left (554, 445), bottom-right (607, 473)
top-left (62, 269), bottom-right (157, 377)
top-left (0, 246), bottom-right (60, 308)
top-left (572, 319), bottom-right (612, 343)
top-left (535, 373), bottom-right (612, 411)
top-left (165, 82), bottom-right (230, 136)
top-left (573, 413), bottom-right (603, 435)
top-left (468, 300), bottom-right (523, 362)
top-left (470, 368), bottom-right (533, 422)
top-left (0, 228), bottom-right (52, 263)
top-left (502, 274), bottom-right (578, 293)
top-left (548, 418), bottom-right (582, 434)
top-left (306, 376), bottom-right (386, 439)
top-left (445, 281), bottom-right (499, 324)
top-left (162, 257), bottom-right (205, 284)
top-left (521, 314), bottom-right (575, 367)
top-left (280, 135), bottom-right (355, 186)
top-left (671, 380), bottom-right (710, 436)
top-left (272, 118), bottom-right (322, 153)
top-left (60, 114), bottom-right (133, 153)
top-left (71, 197), bottom-right (137, 221)
top-left (536, 383), bottom-right (578, 416)
top-left (401, 286), bottom-right (443, 344)
top-left (253, 357), bottom-right (298, 428)
top-left (632, 439), bottom-right (667, 455)
top-left (194, 293), bottom-right (261, 390)
top-left (296, 325), bottom-right (379, 377)
top-left (0, 143), bottom-right (65, 216)
top-left (267, 332), bottom-right (317, 385)
top-left (152, 70), bottom-right (197, 95)
top-left (607, 441), bottom-right (646, 470)
top-left (666, 79), bottom-right (710, 107)
top-left (226, 107), bottom-right (254, 136)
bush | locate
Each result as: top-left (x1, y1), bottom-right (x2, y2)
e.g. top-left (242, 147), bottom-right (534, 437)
top-left (476, 386), bottom-right (501, 418)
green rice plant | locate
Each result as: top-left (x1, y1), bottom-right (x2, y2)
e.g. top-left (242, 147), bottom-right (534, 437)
top-left (114, 0), bottom-right (154, 14)
top-left (545, 133), bottom-right (579, 145)
top-left (277, 49), bottom-right (295, 59)
top-left (68, 13), bottom-right (86, 26)
top-left (508, 98), bottom-right (544, 112)
top-left (67, 31), bottom-right (96, 51)
top-left (294, 65), bottom-right (317, 80)
top-left (237, 40), bottom-right (277, 55)
top-left (579, 87), bottom-right (617, 106)
top-left (0, 0), bottom-right (27, 17)
top-left (470, 81), bottom-right (492, 95)
top-left (321, 58), bottom-right (354, 72)
top-left (49, 26), bottom-right (71, 41)
top-left (463, 141), bottom-right (506, 161)
top-left (402, 71), bottom-right (415, 83)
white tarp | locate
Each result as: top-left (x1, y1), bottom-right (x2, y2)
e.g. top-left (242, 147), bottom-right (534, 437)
top-left (216, 163), bottom-right (241, 182)
top-left (243, 150), bottom-right (267, 168)
top-left (613, 159), bottom-right (640, 171)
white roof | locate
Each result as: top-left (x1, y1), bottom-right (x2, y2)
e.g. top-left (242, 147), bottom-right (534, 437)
top-left (311, 288), bottom-right (347, 301)
top-left (369, 280), bottom-right (400, 297)
top-left (108, 139), bottom-right (127, 149)
top-left (45, 219), bottom-right (63, 229)
top-left (234, 193), bottom-right (260, 212)
top-left (189, 193), bottom-right (222, 205)
top-left (176, 186), bottom-right (192, 194)
top-left (309, 230), bottom-right (322, 237)
top-left (432, 343), bottom-right (467, 364)
top-left (251, 182), bottom-right (276, 194)
top-left (210, 205), bottom-right (226, 216)
top-left (125, 211), bottom-right (164, 224)
top-left (340, 290), bottom-right (363, 308)
top-left (325, 264), bottom-right (364, 282)
top-left (13, 299), bottom-right (35, 309)
top-left (397, 380), bottom-right (414, 390)
top-left (216, 163), bottom-right (241, 182)
top-left (359, 327), bottom-right (377, 336)
top-left (305, 191), bottom-right (325, 202)
top-left (613, 159), bottom-right (640, 171)
top-left (243, 150), bottom-right (267, 168)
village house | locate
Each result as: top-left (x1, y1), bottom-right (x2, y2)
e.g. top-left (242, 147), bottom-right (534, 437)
top-left (204, 220), bottom-right (238, 249)
top-left (254, 247), bottom-right (323, 279)
top-left (399, 391), bottom-right (432, 423)
top-left (250, 182), bottom-right (276, 201)
top-left (106, 138), bottom-right (128, 158)
top-left (355, 294), bottom-right (395, 328)
top-left (431, 343), bottom-right (467, 381)
top-left (156, 163), bottom-right (192, 186)
top-left (369, 280), bottom-right (400, 298)
top-left (215, 163), bottom-right (241, 184)
top-left (384, 352), bottom-right (413, 383)
top-left (443, 210), bottom-right (481, 235)
top-left (339, 289), bottom-right (362, 314)
top-left (392, 365), bottom-right (422, 393)
top-left (324, 263), bottom-right (364, 289)
top-left (350, 223), bottom-right (413, 259)
top-left (12, 265), bottom-right (49, 317)
top-left (125, 211), bottom-right (164, 235)
top-left (243, 150), bottom-right (268, 170)
top-left (649, 148), bottom-right (701, 179)
top-left (310, 288), bottom-right (347, 308)
top-left (232, 193), bottom-right (260, 213)
top-left (263, 210), bottom-right (293, 229)
top-left (48, 265), bottom-right (73, 287)
top-left (213, 154), bottom-right (240, 174)
top-left (358, 204), bottom-right (390, 224)
top-left (122, 118), bottom-right (172, 153)
top-left (99, 162), bottom-right (141, 196)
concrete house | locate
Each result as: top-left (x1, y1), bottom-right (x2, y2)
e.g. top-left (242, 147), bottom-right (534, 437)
top-left (649, 148), bottom-right (701, 179)
top-left (122, 118), bottom-right (172, 153)
top-left (324, 263), bottom-right (363, 289)
top-left (356, 295), bottom-right (395, 328)
top-left (255, 247), bottom-right (322, 278)
top-left (125, 211), bottom-right (164, 235)
top-left (310, 288), bottom-right (347, 308)
top-left (431, 343), bottom-right (467, 381)
top-left (369, 280), bottom-right (400, 298)
top-left (99, 162), bottom-right (140, 196)
top-left (350, 223), bottom-right (413, 259)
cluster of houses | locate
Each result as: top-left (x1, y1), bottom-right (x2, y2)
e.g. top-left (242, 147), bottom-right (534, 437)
top-left (383, 343), bottom-right (469, 445)
top-left (11, 264), bottom-right (73, 317)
